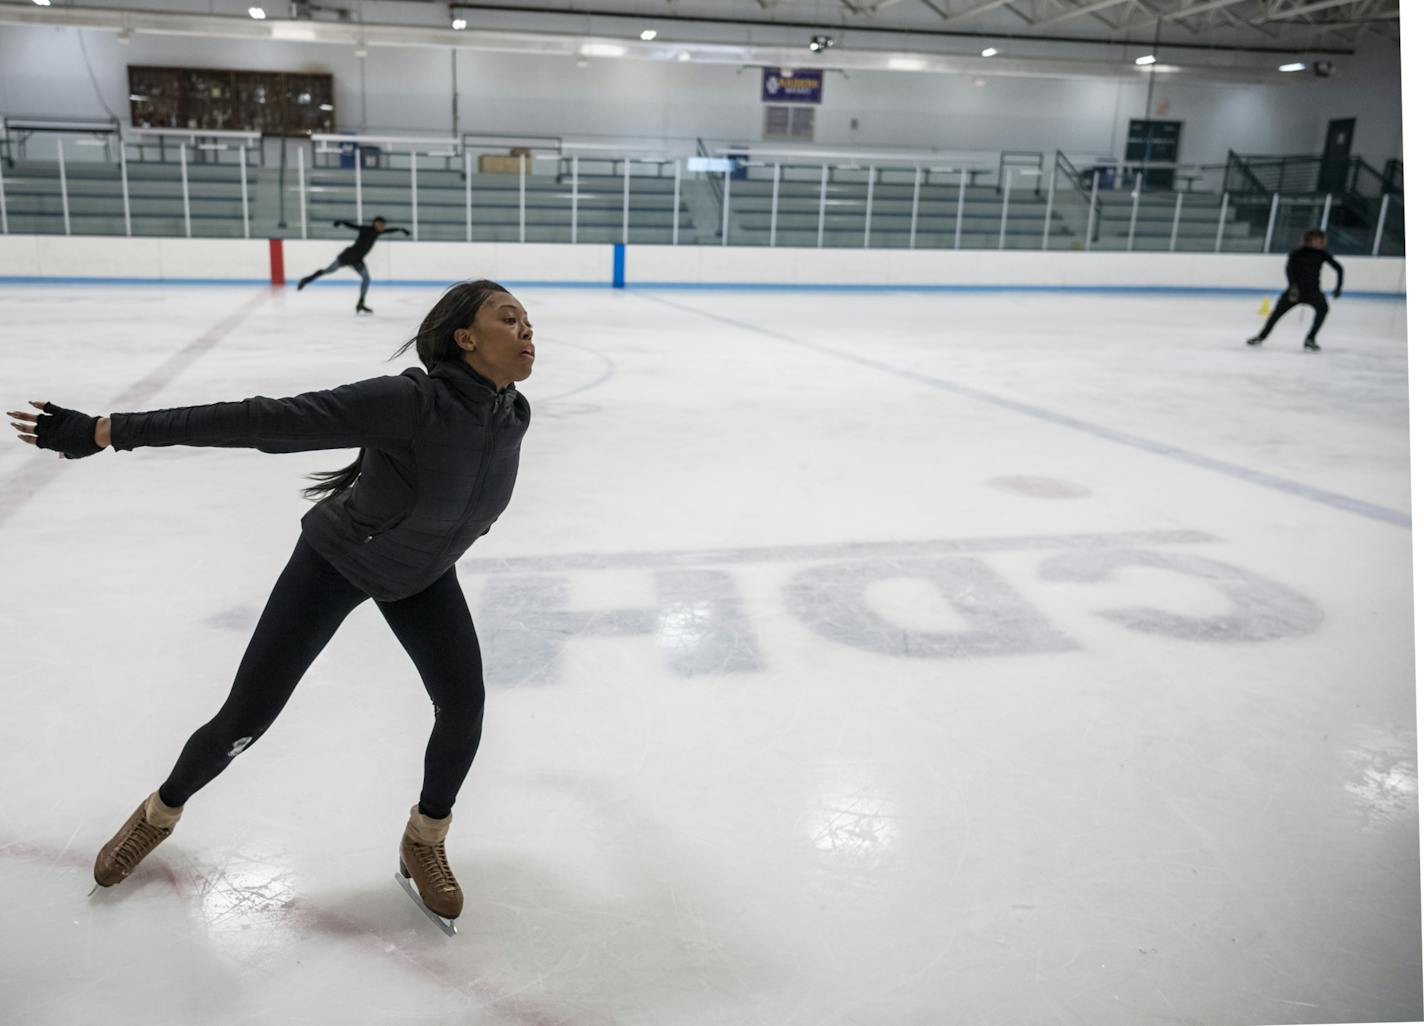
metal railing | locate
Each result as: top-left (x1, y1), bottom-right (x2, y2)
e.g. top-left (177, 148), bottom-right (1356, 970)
top-left (0, 129), bottom-right (1404, 257)
top-left (0, 115), bottom-right (122, 165)
top-left (1229, 152), bottom-right (1404, 201)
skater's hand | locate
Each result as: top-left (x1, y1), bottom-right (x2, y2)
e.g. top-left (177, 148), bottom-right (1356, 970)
top-left (1333, 287), bottom-right (1342, 299)
top-left (8, 400), bottom-right (106, 459)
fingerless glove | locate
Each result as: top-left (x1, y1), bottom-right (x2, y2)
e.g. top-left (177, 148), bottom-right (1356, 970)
top-left (34, 403), bottom-right (102, 459)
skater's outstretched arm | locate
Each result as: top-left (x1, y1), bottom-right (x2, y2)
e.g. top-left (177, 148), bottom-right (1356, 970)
top-left (1326, 254), bottom-right (1344, 297)
top-left (385, 227), bottom-right (412, 237)
top-left (9, 373), bottom-right (423, 459)
top-left (334, 219), bottom-right (363, 231)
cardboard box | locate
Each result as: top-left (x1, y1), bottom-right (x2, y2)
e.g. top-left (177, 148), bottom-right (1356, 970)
top-left (478, 154), bottom-right (527, 174)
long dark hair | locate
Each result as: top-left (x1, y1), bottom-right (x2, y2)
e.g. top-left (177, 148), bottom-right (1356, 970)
top-left (302, 278), bottom-right (511, 503)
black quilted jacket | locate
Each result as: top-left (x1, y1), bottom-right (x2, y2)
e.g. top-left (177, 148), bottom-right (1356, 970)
top-left (109, 360), bottom-right (530, 601)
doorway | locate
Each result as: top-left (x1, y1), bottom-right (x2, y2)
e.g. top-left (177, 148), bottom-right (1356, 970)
top-left (1318, 117), bottom-right (1354, 193)
top-left (1125, 119), bottom-right (1182, 189)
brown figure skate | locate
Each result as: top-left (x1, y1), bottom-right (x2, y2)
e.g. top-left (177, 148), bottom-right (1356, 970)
top-left (397, 804), bottom-right (462, 936)
top-left (93, 792), bottom-right (183, 888)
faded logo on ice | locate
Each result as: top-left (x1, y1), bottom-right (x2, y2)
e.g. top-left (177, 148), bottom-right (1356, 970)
top-left (463, 530), bottom-right (1324, 686)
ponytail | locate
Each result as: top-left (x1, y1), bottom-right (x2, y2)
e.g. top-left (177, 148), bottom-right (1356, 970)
top-left (302, 278), bottom-right (510, 504)
top-left (301, 454), bottom-right (364, 503)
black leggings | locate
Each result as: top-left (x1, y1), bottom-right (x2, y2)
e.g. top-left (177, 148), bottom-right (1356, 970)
top-left (157, 537), bottom-right (484, 820)
top-left (1259, 288), bottom-right (1329, 341)
top-left (309, 258), bottom-right (371, 305)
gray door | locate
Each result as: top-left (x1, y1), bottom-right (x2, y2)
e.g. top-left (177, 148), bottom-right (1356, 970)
top-left (1318, 118), bottom-right (1354, 193)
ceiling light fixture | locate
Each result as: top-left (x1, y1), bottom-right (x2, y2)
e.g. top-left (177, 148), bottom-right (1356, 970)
top-left (248, 6), bottom-right (266, 19)
top-left (981, 47), bottom-right (998, 57)
top-left (1278, 62), bottom-right (1306, 72)
top-left (451, 17), bottom-right (467, 29)
top-left (1135, 54), bottom-right (1156, 65)
top-left (640, 29), bottom-right (657, 41)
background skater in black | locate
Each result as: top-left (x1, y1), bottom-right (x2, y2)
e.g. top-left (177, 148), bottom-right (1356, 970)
top-left (8, 279), bottom-right (535, 934)
top-left (1246, 228), bottom-right (1344, 352)
top-left (297, 216), bottom-right (411, 314)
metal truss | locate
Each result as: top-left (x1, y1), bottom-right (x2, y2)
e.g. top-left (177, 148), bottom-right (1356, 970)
top-left (726, 0), bottom-right (1399, 40)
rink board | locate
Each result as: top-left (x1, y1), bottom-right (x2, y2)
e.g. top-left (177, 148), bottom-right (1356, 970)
top-left (0, 234), bottom-right (1408, 295)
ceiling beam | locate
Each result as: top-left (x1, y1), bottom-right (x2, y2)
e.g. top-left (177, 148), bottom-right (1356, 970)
top-left (1261, 0), bottom-right (1386, 17)
top-left (1273, 13), bottom-right (1400, 26)
top-left (1220, 5), bottom-right (1280, 37)
top-left (1022, 0), bottom-right (1127, 30)
top-left (943, 0), bottom-right (1021, 23)
top-left (1032, 0), bottom-right (1135, 26)
top-left (1120, 0), bottom-right (1254, 31)
top-left (1119, 0), bottom-right (1199, 34)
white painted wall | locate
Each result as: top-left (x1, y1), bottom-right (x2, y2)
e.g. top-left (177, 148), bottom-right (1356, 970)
top-left (0, 235), bottom-right (1406, 295)
top-left (0, 25), bottom-right (1403, 170)
top-left (625, 246), bottom-right (1406, 294)
top-left (0, 234), bottom-right (270, 279)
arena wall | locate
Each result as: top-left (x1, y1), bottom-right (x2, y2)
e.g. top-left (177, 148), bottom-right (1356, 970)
top-left (0, 25), bottom-right (1405, 170)
top-left (0, 235), bottom-right (1406, 295)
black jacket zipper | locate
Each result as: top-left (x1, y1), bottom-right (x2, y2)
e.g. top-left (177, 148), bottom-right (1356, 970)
top-left (408, 389), bottom-right (505, 574)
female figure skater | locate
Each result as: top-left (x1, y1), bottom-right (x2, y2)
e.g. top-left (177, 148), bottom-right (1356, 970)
top-left (297, 216), bottom-right (411, 314)
top-left (8, 279), bottom-right (534, 932)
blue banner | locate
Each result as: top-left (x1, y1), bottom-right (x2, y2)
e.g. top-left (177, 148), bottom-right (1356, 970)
top-left (761, 68), bottom-right (823, 104)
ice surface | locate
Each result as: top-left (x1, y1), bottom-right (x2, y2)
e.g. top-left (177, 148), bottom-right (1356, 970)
top-left (0, 282), bottom-right (1417, 1025)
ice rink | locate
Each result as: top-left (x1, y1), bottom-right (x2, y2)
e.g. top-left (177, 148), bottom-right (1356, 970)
top-left (0, 281), bottom-right (1417, 1026)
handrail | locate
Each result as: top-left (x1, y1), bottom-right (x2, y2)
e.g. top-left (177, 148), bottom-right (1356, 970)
top-left (3, 115), bottom-right (121, 136)
top-left (999, 150), bottom-right (1042, 194)
top-left (1230, 151), bottom-right (1402, 200)
top-left (562, 142), bottom-right (671, 157)
top-left (311, 132), bottom-right (458, 148)
top-left (459, 131), bottom-right (561, 153)
top-left (1, 115), bottom-right (123, 166)
top-left (697, 137), bottom-right (724, 212)
top-left (1344, 156), bottom-right (1401, 198)
top-left (1053, 151), bottom-right (1092, 202)
top-left (1052, 150), bottom-right (1102, 246)
top-left (0, 126), bottom-right (1398, 254)
top-left (1383, 159), bottom-right (1404, 195)
top-left (1226, 149), bottom-right (1271, 197)
top-left (719, 144), bottom-right (996, 166)
top-left (132, 127), bottom-right (261, 143)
